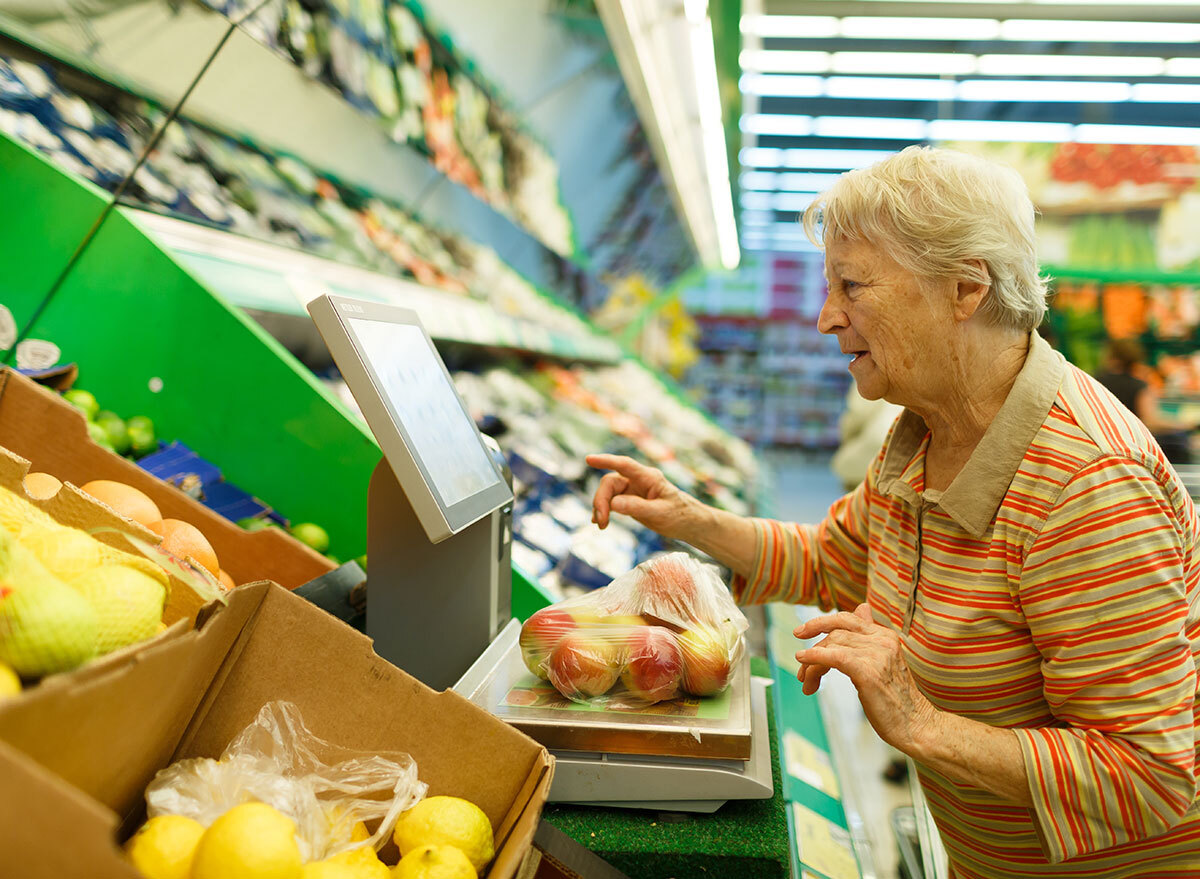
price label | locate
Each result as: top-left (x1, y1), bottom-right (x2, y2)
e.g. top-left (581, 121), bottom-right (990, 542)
top-left (793, 803), bottom-right (859, 879)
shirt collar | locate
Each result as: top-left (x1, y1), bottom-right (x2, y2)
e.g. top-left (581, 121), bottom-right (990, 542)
top-left (875, 331), bottom-right (1065, 537)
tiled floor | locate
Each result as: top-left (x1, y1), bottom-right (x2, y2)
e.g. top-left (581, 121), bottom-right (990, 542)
top-left (759, 449), bottom-right (913, 879)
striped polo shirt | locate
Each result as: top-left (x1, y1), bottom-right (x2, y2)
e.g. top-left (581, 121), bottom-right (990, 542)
top-left (733, 332), bottom-right (1200, 877)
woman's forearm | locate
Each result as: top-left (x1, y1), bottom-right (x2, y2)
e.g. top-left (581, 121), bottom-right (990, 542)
top-left (909, 708), bottom-right (1033, 806)
top-left (677, 502), bottom-right (760, 580)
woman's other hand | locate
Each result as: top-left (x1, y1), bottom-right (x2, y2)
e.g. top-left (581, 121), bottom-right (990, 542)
top-left (794, 603), bottom-right (940, 753)
top-left (586, 454), bottom-right (697, 540)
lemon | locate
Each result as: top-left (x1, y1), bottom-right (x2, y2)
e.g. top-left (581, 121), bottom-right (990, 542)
top-left (393, 797), bottom-right (493, 873)
top-left (298, 860), bottom-right (359, 879)
top-left (124, 814), bottom-right (205, 879)
top-left (0, 661), bottom-right (19, 698)
top-left (301, 846), bottom-right (390, 879)
top-left (392, 844), bottom-right (475, 879)
top-left (191, 802), bottom-right (302, 879)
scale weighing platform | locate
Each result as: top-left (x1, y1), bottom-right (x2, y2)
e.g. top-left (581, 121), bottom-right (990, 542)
top-left (455, 620), bottom-right (773, 812)
top-left (308, 293), bottom-right (774, 812)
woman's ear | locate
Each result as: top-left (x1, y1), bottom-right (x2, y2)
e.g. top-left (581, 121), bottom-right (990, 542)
top-left (954, 259), bottom-right (990, 322)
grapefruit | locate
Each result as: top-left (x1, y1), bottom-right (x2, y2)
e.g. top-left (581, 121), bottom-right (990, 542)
top-left (22, 472), bottom-right (61, 500)
top-left (80, 480), bottom-right (162, 529)
top-left (150, 519), bottom-right (219, 577)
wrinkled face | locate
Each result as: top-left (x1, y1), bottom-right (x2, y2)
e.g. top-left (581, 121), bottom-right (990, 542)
top-left (818, 236), bottom-right (955, 407)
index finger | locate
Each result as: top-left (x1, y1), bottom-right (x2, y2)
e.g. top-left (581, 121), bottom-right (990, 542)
top-left (794, 611), bottom-right (874, 640)
top-left (586, 454), bottom-right (658, 484)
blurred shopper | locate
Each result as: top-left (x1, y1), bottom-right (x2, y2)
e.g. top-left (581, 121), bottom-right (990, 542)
top-left (830, 388), bottom-right (903, 492)
top-left (589, 147), bottom-right (1200, 877)
top-left (1095, 338), bottom-right (1194, 464)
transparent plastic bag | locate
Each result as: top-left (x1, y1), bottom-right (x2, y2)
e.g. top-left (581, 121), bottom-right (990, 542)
top-left (145, 701), bottom-right (427, 861)
top-left (518, 552), bottom-right (748, 707)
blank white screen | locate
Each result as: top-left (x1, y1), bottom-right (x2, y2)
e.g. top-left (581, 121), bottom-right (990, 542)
top-left (349, 318), bottom-right (500, 507)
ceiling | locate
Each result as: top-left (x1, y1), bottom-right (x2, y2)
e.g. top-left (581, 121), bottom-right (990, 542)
top-left (738, 0), bottom-right (1200, 252)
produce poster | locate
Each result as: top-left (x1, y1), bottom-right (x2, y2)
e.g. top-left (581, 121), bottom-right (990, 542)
top-left (941, 140), bottom-right (1200, 273)
top-left (502, 674), bottom-right (733, 720)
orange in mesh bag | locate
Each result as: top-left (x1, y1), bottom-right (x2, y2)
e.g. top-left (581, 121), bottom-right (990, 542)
top-left (518, 553), bottom-right (748, 706)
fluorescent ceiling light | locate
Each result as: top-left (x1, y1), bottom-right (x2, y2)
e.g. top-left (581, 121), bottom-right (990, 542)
top-left (830, 52), bottom-right (977, 76)
top-left (739, 147), bottom-right (896, 169)
top-left (740, 15), bottom-right (839, 38)
top-left (740, 50), bottom-right (830, 73)
top-left (813, 115), bottom-right (929, 139)
top-left (740, 191), bottom-right (776, 211)
top-left (956, 79), bottom-right (1131, 103)
top-left (744, 49), bottom-right (1199, 79)
top-left (740, 73), bottom-right (824, 97)
top-left (929, 119), bottom-right (1074, 142)
top-left (1166, 58), bottom-right (1200, 77)
top-left (824, 76), bottom-right (956, 101)
top-left (744, 75), bottom-right (1149, 105)
top-left (977, 54), bottom-right (1165, 77)
top-left (740, 171), bottom-right (844, 191)
top-left (1132, 83), bottom-right (1200, 103)
top-left (1000, 19), bottom-right (1200, 43)
top-left (840, 16), bottom-right (1000, 40)
top-left (740, 114), bottom-right (815, 136)
top-left (1074, 124), bottom-right (1200, 146)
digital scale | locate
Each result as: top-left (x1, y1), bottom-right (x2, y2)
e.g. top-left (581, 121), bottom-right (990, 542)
top-left (308, 294), bottom-right (773, 811)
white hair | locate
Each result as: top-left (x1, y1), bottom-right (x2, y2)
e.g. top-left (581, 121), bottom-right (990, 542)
top-left (802, 146), bottom-right (1048, 332)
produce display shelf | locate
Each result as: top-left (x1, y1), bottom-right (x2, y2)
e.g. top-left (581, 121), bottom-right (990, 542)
top-left (0, 1), bottom-right (586, 289)
top-left (128, 209), bottom-right (624, 365)
top-left (1044, 265), bottom-right (1200, 286)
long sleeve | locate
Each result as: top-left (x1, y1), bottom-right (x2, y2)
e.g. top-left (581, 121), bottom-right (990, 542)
top-left (1014, 452), bottom-right (1198, 863)
top-left (729, 470), bottom-right (873, 611)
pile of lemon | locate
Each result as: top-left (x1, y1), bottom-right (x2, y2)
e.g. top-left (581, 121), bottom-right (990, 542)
top-left (126, 796), bottom-right (494, 879)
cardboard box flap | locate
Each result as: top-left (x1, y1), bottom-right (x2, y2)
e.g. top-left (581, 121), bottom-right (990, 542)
top-left (0, 368), bottom-right (334, 588)
top-left (490, 750), bottom-right (554, 879)
top-left (0, 584), bottom-right (263, 822)
top-left (0, 737), bottom-right (140, 879)
top-left (177, 585), bottom-right (549, 832)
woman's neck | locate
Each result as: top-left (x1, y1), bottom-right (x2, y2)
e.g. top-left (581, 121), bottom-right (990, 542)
top-left (913, 328), bottom-right (1030, 458)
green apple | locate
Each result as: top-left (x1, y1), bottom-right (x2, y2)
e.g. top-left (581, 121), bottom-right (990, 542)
top-left (63, 389), bottom-right (99, 420)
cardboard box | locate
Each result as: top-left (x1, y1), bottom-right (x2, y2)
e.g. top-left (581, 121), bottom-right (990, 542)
top-left (0, 367), bottom-right (334, 590)
top-left (0, 581), bottom-right (554, 879)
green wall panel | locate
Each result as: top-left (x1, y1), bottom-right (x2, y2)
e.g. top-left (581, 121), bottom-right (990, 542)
top-left (0, 132), bottom-right (379, 559)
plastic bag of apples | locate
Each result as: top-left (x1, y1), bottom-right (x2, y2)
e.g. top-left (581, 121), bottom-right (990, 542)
top-left (518, 553), bottom-right (749, 706)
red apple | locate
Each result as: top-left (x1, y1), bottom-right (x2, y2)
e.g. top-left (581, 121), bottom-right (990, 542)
top-left (678, 625), bottom-right (732, 697)
top-left (519, 608), bottom-right (578, 679)
top-left (634, 555), bottom-right (700, 623)
top-left (620, 626), bottom-right (683, 703)
top-left (548, 630), bottom-right (624, 699)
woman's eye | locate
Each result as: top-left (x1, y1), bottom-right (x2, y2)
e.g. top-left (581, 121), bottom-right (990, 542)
top-left (842, 279), bottom-right (860, 292)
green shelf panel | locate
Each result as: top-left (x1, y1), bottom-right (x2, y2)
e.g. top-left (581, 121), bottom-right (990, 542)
top-left (0, 131), bottom-right (378, 560)
top-left (1044, 264), bottom-right (1200, 286)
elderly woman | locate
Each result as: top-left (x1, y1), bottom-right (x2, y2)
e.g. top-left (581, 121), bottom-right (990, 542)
top-left (589, 147), bottom-right (1200, 877)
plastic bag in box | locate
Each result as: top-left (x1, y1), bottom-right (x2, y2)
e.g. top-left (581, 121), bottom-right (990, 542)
top-left (518, 553), bottom-right (748, 707)
top-left (145, 701), bottom-right (426, 862)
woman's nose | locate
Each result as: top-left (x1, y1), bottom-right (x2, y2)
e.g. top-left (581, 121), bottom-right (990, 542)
top-left (818, 291), bottom-right (847, 335)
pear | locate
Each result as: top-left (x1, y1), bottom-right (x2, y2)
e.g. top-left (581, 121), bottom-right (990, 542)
top-left (0, 527), bottom-right (99, 677)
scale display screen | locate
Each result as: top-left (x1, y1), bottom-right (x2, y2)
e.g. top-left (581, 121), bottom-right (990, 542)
top-left (308, 294), bottom-right (512, 542)
top-left (348, 318), bottom-right (499, 507)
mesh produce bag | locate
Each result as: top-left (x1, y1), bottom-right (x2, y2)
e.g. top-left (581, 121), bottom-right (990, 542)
top-left (145, 701), bottom-right (426, 861)
top-left (519, 552), bottom-right (748, 706)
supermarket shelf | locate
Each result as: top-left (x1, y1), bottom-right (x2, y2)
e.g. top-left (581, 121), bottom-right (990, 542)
top-left (0, 1), bottom-right (583, 287)
top-left (1044, 265), bottom-right (1200, 286)
top-left (128, 209), bottom-right (623, 365)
